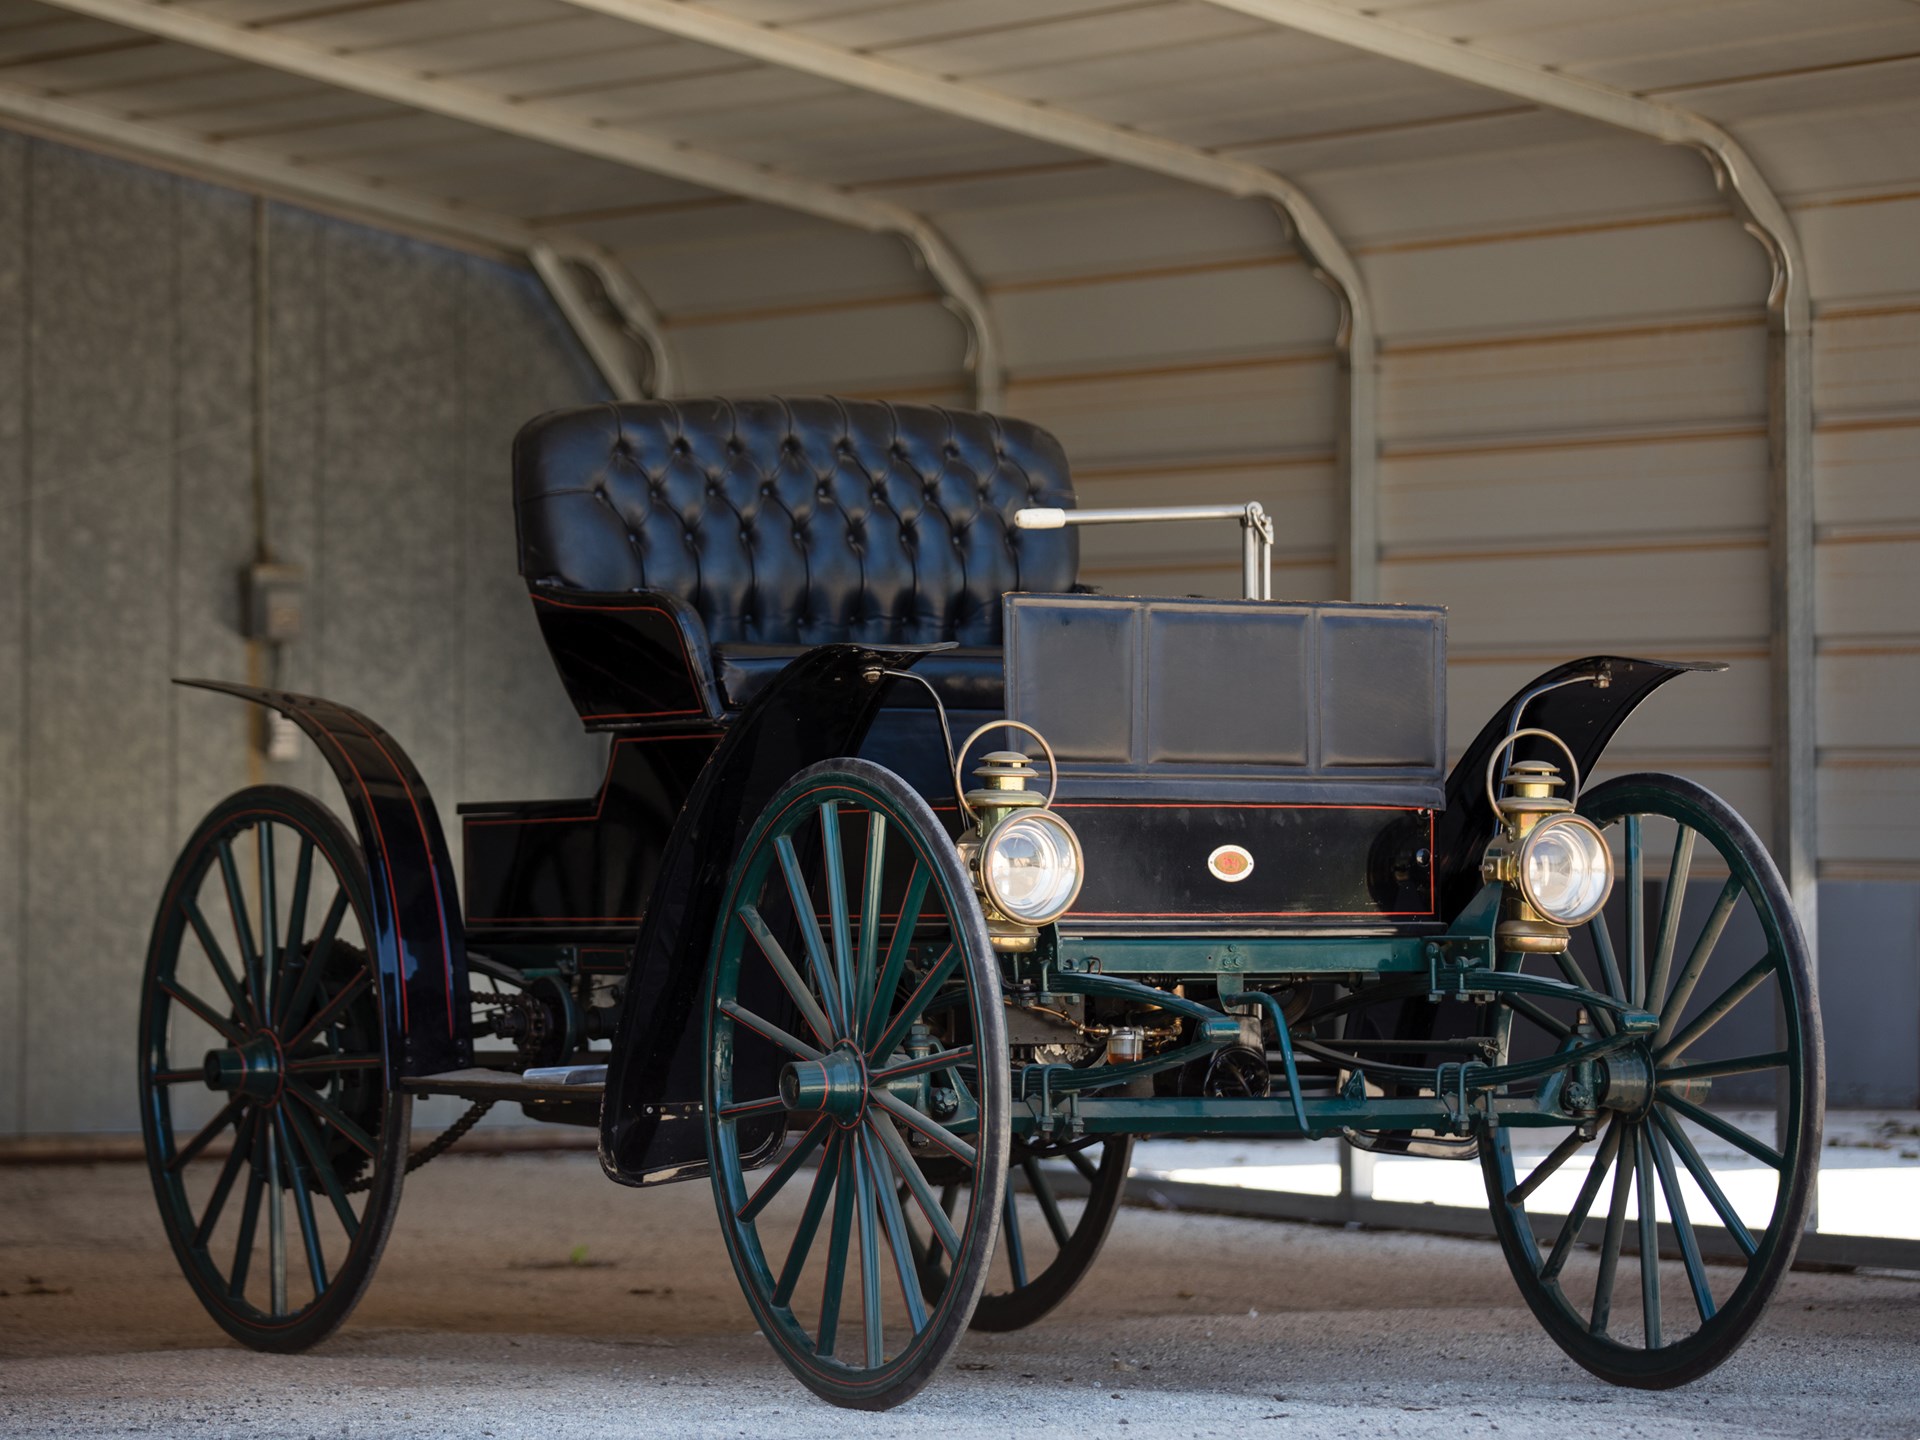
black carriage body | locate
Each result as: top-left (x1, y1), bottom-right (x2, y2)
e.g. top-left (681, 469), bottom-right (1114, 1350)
top-left (1005, 594), bottom-right (1446, 932)
top-left (156, 394), bottom-right (1817, 1398)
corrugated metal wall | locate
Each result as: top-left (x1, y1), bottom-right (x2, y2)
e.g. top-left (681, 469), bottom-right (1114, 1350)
top-left (0, 136), bottom-right (606, 1134)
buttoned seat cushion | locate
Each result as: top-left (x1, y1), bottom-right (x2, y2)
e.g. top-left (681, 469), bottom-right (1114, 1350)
top-left (515, 397), bottom-right (1078, 716)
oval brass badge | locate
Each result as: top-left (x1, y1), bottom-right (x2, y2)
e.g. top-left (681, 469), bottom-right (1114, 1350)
top-left (1207, 845), bottom-right (1255, 883)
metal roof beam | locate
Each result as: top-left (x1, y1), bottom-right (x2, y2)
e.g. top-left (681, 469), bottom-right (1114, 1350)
top-left (554, 0), bottom-right (1379, 599)
top-left (0, 82), bottom-right (673, 401)
top-left (1202, 0), bottom-right (1815, 928)
top-left (30, 0), bottom-right (1001, 408)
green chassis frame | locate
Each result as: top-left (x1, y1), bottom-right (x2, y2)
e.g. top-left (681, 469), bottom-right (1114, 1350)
top-left (959, 882), bottom-right (1657, 1144)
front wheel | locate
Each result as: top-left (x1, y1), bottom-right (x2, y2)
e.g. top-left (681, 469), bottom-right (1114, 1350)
top-left (705, 759), bottom-right (1011, 1410)
top-left (1481, 772), bottom-right (1823, 1387)
top-left (139, 786), bottom-right (409, 1352)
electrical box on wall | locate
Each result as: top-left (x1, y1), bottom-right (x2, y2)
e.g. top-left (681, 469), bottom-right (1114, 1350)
top-left (244, 562), bottom-right (306, 643)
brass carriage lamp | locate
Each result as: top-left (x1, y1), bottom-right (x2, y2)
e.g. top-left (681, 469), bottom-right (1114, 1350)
top-left (1480, 729), bottom-right (1614, 953)
top-left (953, 723), bottom-right (1085, 949)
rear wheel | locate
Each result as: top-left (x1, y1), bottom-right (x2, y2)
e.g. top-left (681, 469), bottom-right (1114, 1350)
top-left (705, 759), bottom-right (1010, 1410)
top-left (139, 786), bottom-right (408, 1352)
top-left (1481, 773), bottom-right (1822, 1387)
top-left (903, 1136), bottom-right (1132, 1332)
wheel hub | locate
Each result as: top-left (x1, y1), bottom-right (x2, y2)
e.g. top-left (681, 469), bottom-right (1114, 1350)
top-left (779, 1042), bottom-right (868, 1126)
top-left (203, 1032), bottom-right (282, 1103)
top-left (1596, 1044), bottom-right (1656, 1119)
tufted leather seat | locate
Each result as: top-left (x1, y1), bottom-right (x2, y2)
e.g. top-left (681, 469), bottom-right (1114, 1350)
top-left (514, 397), bottom-right (1078, 720)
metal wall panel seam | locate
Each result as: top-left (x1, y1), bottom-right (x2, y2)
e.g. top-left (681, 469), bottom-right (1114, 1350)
top-left (547, 0), bottom-right (1378, 600)
top-left (1201, 0), bottom-right (1818, 946)
top-left (27, 0), bottom-right (1001, 410)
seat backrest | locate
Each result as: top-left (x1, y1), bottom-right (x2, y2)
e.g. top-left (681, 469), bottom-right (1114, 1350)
top-left (514, 398), bottom-right (1078, 648)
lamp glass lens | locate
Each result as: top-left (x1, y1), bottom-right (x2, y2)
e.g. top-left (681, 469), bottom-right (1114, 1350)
top-left (1522, 819), bottom-right (1611, 923)
top-left (984, 813), bottom-right (1081, 922)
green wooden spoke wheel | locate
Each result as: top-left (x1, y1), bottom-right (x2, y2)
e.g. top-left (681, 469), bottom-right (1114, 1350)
top-left (1481, 773), bottom-right (1823, 1388)
top-left (138, 786), bottom-right (409, 1352)
top-left (900, 1135), bottom-right (1132, 1333)
top-left (705, 759), bottom-right (1011, 1411)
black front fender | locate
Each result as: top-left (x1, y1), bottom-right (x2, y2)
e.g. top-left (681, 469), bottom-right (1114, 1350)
top-left (177, 681), bottom-right (472, 1081)
top-left (1433, 656), bottom-right (1725, 921)
top-left (598, 643), bottom-right (951, 1187)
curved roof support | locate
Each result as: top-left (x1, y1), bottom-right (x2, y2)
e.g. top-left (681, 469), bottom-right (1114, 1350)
top-left (552, 0), bottom-right (1379, 599)
top-left (33, 0), bottom-right (1000, 411)
top-left (1203, 0), bottom-right (1816, 925)
top-left (530, 243), bottom-right (676, 400)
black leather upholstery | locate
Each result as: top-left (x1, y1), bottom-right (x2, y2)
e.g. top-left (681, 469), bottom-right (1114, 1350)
top-left (515, 398), bottom-right (1077, 653)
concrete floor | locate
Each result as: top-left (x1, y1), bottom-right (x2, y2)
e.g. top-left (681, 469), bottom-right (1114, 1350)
top-left (2, 1151), bottom-right (1917, 1439)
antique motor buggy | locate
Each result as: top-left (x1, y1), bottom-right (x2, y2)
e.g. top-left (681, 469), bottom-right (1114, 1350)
top-left (140, 398), bottom-right (1822, 1410)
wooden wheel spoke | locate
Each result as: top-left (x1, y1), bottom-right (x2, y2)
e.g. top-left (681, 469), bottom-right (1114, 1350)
top-left (1658, 953), bottom-right (1776, 1064)
top-left (1646, 825), bottom-right (1696, 1015)
top-left (871, 1089), bottom-right (975, 1165)
top-left (1589, 1128), bottom-right (1639, 1336)
top-left (286, 1078), bottom-right (376, 1159)
top-left (1635, 1128), bottom-right (1662, 1349)
top-left (773, 1131), bottom-right (844, 1308)
top-left (719, 1000), bottom-right (824, 1064)
top-left (1651, 1107), bottom-right (1757, 1258)
top-left (868, 944), bottom-right (959, 1064)
top-left (275, 1111), bottom-right (329, 1297)
top-left (1065, 1147), bottom-right (1100, 1183)
top-left (1023, 1152), bottom-right (1072, 1249)
top-left (279, 890), bottom-right (349, 1033)
top-left (1655, 876), bottom-right (1743, 1047)
top-left (1624, 815), bottom-right (1645, 1007)
top-left (282, 838), bottom-right (314, 1014)
top-left (167, 1097), bottom-right (244, 1173)
top-left (265, 1119), bottom-right (288, 1316)
top-left (738, 903), bottom-right (837, 1049)
top-left (284, 1099), bottom-right (360, 1244)
top-left (158, 977), bottom-right (246, 1046)
top-left (1660, 1051), bottom-right (1790, 1084)
top-left (719, 1094), bottom-right (787, 1120)
top-left (1501, 992), bottom-right (1573, 1042)
top-left (287, 1053), bottom-right (381, 1075)
top-left (285, 967), bottom-right (372, 1052)
top-left (866, 1115), bottom-right (962, 1260)
top-left (216, 838), bottom-right (264, 1025)
top-left (1658, 1093), bottom-right (1785, 1171)
top-left (229, 1136), bottom-right (267, 1300)
top-left (738, 1117), bottom-right (830, 1223)
top-left (1506, 1127), bottom-right (1590, 1207)
top-left (1542, 1122), bottom-right (1622, 1283)
top-left (853, 1128), bottom-right (885, 1368)
top-left (152, 1069), bottom-right (206, 1085)
top-left (1553, 949), bottom-right (1614, 1036)
top-left (874, 1153), bottom-right (930, 1335)
top-left (1587, 912), bottom-right (1628, 1005)
top-left (774, 834), bottom-right (845, 1037)
top-left (870, 1045), bottom-right (974, 1085)
top-left (193, 1110), bottom-right (258, 1249)
top-left (816, 1139), bottom-right (858, 1359)
top-left (856, 811), bottom-right (887, 1031)
top-left (861, 865), bottom-right (930, 1050)
top-left (820, 803), bottom-right (858, 1032)
top-left (182, 896), bottom-right (252, 1024)
top-left (1000, 1182), bottom-right (1028, 1289)
top-left (1649, 1123), bottom-right (1716, 1324)
top-left (257, 822), bottom-right (279, 1019)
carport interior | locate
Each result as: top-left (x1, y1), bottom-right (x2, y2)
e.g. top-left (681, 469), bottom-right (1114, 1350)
top-left (0, 0), bottom-right (1915, 1205)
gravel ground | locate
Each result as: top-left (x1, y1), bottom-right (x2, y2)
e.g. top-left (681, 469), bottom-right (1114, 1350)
top-left (2, 1150), bottom-right (1917, 1439)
